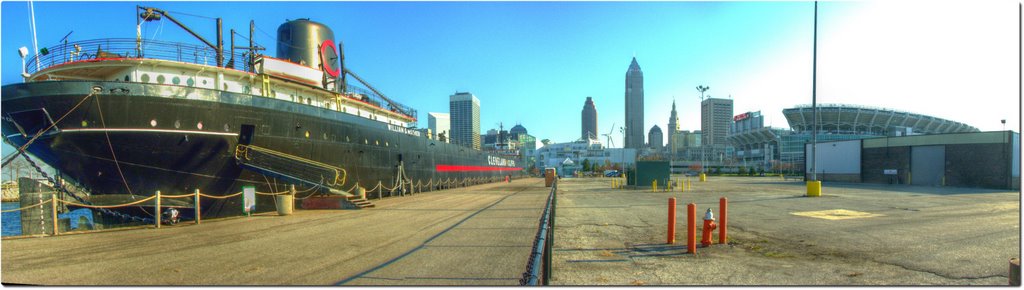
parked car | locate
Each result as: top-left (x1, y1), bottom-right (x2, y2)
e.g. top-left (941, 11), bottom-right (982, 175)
top-left (604, 170), bottom-right (622, 177)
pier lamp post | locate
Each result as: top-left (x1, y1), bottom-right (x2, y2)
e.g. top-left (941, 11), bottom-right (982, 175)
top-left (696, 85), bottom-right (709, 173)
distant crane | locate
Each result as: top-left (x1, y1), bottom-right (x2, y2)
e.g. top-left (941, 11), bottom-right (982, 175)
top-left (602, 123), bottom-right (616, 148)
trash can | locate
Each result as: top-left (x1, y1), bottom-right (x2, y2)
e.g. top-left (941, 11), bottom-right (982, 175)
top-left (275, 194), bottom-right (294, 215)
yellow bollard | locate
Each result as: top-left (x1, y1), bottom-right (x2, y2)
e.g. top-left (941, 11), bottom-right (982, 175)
top-left (155, 190), bottom-right (162, 228)
top-left (806, 181), bottom-right (821, 197)
top-left (51, 193), bottom-right (58, 236)
top-left (699, 173), bottom-right (707, 182)
top-left (652, 180), bottom-right (657, 192)
top-left (194, 189), bottom-right (201, 225)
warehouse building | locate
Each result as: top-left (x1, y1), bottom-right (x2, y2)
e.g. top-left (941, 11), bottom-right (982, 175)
top-left (806, 131), bottom-right (1019, 190)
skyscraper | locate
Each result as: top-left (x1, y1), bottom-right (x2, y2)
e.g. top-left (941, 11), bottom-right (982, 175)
top-left (624, 57), bottom-right (644, 149)
top-left (450, 92), bottom-right (481, 150)
top-left (581, 96), bottom-right (598, 141)
top-left (667, 99), bottom-right (680, 153)
top-left (648, 125), bottom-right (663, 149)
top-left (428, 112), bottom-right (450, 142)
top-left (701, 97), bottom-right (734, 146)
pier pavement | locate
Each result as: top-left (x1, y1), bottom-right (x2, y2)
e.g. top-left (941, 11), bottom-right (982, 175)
top-left (1, 178), bottom-right (550, 286)
top-left (552, 176), bottom-right (1019, 285)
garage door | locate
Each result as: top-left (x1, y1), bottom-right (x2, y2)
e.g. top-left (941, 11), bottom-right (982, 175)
top-left (911, 145), bottom-right (944, 186)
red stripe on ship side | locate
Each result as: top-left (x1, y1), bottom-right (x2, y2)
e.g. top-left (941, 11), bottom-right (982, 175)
top-left (435, 165), bottom-right (523, 172)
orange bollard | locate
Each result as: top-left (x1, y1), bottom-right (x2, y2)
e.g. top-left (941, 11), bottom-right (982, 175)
top-left (667, 198), bottom-right (676, 244)
top-left (701, 208), bottom-right (717, 247)
top-left (687, 203), bottom-right (696, 254)
top-left (719, 197), bottom-right (728, 244)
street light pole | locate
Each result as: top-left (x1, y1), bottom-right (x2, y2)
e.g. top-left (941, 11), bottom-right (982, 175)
top-left (696, 85), bottom-right (710, 173)
top-left (810, 1), bottom-right (818, 182)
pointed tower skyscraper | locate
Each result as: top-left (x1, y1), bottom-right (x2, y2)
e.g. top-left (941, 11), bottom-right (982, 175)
top-left (624, 57), bottom-right (644, 149)
top-left (581, 97), bottom-right (598, 141)
top-left (667, 99), bottom-right (680, 156)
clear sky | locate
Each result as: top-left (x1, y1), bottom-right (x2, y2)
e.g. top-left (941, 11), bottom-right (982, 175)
top-left (1, 1), bottom-right (1020, 153)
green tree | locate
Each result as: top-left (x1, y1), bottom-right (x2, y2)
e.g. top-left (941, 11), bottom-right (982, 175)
top-left (738, 167), bottom-right (747, 175)
top-left (581, 159), bottom-right (591, 173)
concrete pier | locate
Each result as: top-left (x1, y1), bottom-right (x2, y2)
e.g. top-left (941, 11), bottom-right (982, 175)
top-left (1, 178), bottom-right (551, 285)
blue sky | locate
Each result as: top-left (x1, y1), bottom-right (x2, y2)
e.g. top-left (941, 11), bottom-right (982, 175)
top-left (2, 1), bottom-right (1020, 154)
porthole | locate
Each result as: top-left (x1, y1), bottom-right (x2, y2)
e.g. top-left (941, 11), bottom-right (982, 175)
top-left (364, 139), bottom-right (368, 144)
top-left (202, 79), bottom-right (207, 85)
top-left (197, 122), bottom-right (203, 130)
top-left (346, 136), bottom-right (350, 142)
top-left (174, 120), bottom-right (181, 129)
top-left (243, 85), bottom-right (250, 94)
top-left (156, 75), bottom-right (166, 84)
top-left (140, 74), bottom-right (150, 83)
top-left (187, 78), bottom-right (195, 87)
top-left (375, 140), bottom-right (379, 146)
top-left (172, 76), bottom-right (181, 85)
top-left (306, 98), bottom-right (311, 105)
top-left (224, 124), bottom-right (230, 132)
top-left (385, 141), bottom-right (389, 147)
top-left (81, 120), bottom-right (88, 127)
top-left (150, 119), bottom-right (157, 127)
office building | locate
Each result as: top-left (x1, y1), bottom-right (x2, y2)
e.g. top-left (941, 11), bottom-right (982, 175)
top-left (700, 97), bottom-right (733, 146)
top-left (624, 57), bottom-right (644, 149)
top-left (667, 100), bottom-right (680, 155)
top-left (648, 125), bottom-right (663, 149)
top-left (427, 112), bottom-right (450, 142)
top-left (450, 92), bottom-right (481, 150)
top-left (581, 97), bottom-right (598, 141)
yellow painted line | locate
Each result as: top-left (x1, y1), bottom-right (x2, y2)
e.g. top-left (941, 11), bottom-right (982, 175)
top-left (791, 209), bottom-right (884, 220)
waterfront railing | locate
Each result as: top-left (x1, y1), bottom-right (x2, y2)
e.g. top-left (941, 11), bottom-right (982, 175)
top-left (520, 179), bottom-right (557, 285)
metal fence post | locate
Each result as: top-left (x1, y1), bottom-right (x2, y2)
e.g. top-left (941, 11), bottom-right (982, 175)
top-left (51, 193), bottom-right (58, 236)
top-left (155, 190), bottom-right (162, 228)
top-left (195, 189), bottom-right (201, 224)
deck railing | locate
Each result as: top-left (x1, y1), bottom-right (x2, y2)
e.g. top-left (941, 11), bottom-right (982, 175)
top-left (25, 38), bottom-right (252, 74)
top-left (23, 38), bottom-right (417, 121)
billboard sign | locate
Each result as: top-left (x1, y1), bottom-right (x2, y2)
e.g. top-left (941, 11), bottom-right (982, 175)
top-left (734, 112), bottom-right (750, 122)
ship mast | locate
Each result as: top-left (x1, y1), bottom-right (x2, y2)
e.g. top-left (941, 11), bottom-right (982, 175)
top-left (137, 6), bottom-right (224, 67)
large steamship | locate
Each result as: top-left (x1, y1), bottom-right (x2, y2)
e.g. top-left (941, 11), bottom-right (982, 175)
top-left (1, 7), bottom-right (523, 218)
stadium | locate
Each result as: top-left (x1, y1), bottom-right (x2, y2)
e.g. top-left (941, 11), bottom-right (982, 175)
top-left (782, 104), bottom-right (979, 135)
top-left (727, 104), bottom-right (981, 175)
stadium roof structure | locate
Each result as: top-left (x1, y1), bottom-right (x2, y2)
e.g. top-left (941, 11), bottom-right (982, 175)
top-left (727, 127), bottom-right (791, 148)
top-left (783, 104), bottom-right (979, 135)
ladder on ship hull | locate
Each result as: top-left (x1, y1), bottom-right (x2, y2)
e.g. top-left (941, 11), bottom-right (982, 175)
top-left (232, 144), bottom-right (373, 209)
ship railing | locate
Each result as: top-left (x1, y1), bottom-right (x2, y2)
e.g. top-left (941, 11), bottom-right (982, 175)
top-left (24, 38), bottom-right (252, 75)
top-left (520, 179), bottom-right (557, 285)
top-left (345, 83), bottom-right (417, 121)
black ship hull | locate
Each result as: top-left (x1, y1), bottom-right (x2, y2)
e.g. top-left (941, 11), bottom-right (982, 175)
top-left (2, 81), bottom-right (523, 218)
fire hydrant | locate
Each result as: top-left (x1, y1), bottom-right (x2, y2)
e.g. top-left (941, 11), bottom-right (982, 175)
top-left (701, 208), bottom-right (718, 247)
